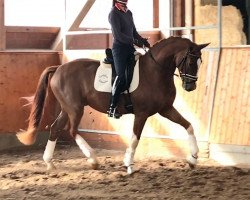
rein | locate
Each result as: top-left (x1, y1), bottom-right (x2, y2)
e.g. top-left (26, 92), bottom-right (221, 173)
top-left (143, 47), bottom-right (199, 83)
top-left (143, 47), bottom-right (201, 83)
top-left (144, 47), bottom-right (179, 77)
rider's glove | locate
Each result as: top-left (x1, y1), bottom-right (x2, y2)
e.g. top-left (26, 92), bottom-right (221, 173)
top-left (141, 38), bottom-right (150, 48)
top-left (133, 39), bottom-right (144, 48)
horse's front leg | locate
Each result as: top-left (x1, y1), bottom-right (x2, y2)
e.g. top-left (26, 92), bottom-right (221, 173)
top-left (124, 115), bottom-right (147, 174)
top-left (159, 106), bottom-right (199, 168)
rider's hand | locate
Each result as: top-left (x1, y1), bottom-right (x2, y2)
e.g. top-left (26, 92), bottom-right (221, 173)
top-left (141, 38), bottom-right (150, 48)
top-left (133, 39), bottom-right (144, 48)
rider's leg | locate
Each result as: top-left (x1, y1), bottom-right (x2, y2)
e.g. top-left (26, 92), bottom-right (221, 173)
top-left (107, 43), bottom-right (128, 118)
top-left (107, 76), bottom-right (125, 118)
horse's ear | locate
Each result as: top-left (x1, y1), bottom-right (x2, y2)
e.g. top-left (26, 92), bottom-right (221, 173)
top-left (197, 43), bottom-right (210, 50)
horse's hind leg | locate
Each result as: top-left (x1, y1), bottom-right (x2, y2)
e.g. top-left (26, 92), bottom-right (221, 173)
top-left (159, 106), bottom-right (199, 168)
top-left (43, 110), bottom-right (68, 170)
top-left (124, 115), bottom-right (147, 174)
top-left (68, 108), bottom-right (99, 169)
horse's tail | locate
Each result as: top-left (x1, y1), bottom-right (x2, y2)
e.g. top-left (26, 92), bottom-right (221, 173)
top-left (16, 65), bottom-right (59, 145)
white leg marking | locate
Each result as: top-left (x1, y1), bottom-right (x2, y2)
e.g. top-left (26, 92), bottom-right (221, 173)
top-left (187, 125), bottom-right (199, 165)
top-left (75, 134), bottom-right (92, 158)
top-left (43, 140), bottom-right (57, 170)
top-left (75, 134), bottom-right (98, 169)
top-left (124, 134), bottom-right (139, 174)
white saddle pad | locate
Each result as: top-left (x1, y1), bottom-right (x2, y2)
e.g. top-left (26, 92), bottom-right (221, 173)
top-left (94, 59), bottom-right (139, 93)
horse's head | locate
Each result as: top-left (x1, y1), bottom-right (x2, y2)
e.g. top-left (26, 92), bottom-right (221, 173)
top-left (175, 43), bottom-right (209, 92)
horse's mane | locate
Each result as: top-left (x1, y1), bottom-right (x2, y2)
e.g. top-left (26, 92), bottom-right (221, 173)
top-left (152, 36), bottom-right (192, 49)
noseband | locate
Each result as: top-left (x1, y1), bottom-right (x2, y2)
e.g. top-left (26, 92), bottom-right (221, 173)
top-left (176, 50), bottom-right (201, 83)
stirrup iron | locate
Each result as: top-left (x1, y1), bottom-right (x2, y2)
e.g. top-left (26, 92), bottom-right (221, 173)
top-left (107, 107), bottom-right (121, 119)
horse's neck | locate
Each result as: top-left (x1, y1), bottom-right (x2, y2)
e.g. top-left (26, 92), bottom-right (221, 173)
top-left (148, 44), bottom-right (177, 75)
top-left (139, 52), bottom-right (174, 87)
top-left (139, 52), bottom-right (175, 96)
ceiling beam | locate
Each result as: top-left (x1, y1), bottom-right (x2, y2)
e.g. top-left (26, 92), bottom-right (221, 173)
top-left (51, 29), bottom-right (63, 51)
top-left (52, 0), bottom-right (96, 51)
top-left (68, 0), bottom-right (96, 31)
top-left (0, 0), bottom-right (6, 50)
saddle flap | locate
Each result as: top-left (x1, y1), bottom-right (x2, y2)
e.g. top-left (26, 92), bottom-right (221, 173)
top-left (94, 59), bottom-right (140, 93)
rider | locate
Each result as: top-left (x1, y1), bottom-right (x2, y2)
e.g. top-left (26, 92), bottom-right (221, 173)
top-left (107, 0), bottom-right (150, 118)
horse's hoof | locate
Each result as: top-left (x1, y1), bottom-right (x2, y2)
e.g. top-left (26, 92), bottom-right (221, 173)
top-left (186, 156), bottom-right (197, 169)
top-left (127, 165), bottom-right (139, 175)
top-left (127, 166), bottom-right (134, 174)
top-left (91, 162), bottom-right (99, 170)
top-left (187, 162), bottom-right (196, 169)
top-left (46, 162), bottom-right (56, 171)
top-left (88, 158), bottom-right (99, 170)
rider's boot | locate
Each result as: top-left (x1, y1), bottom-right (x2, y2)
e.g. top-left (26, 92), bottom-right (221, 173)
top-left (107, 76), bottom-right (123, 119)
top-left (107, 106), bottom-right (121, 119)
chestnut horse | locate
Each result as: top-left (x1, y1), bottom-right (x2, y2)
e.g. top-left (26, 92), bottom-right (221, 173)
top-left (17, 37), bottom-right (209, 174)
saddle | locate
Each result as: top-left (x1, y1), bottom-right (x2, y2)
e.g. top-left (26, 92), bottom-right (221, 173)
top-left (103, 48), bottom-right (136, 89)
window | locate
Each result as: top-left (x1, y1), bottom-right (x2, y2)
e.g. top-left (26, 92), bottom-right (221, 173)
top-left (68, 0), bottom-right (153, 30)
top-left (5, 0), bottom-right (154, 30)
top-left (5, 0), bottom-right (64, 27)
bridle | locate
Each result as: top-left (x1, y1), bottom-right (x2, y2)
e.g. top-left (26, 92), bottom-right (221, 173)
top-left (176, 50), bottom-right (201, 84)
top-left (145, 47), bottom-right (201, 83)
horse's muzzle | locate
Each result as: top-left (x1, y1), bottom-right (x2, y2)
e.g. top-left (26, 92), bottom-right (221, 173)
top-left (183, 82), bottom-right (196, 92)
